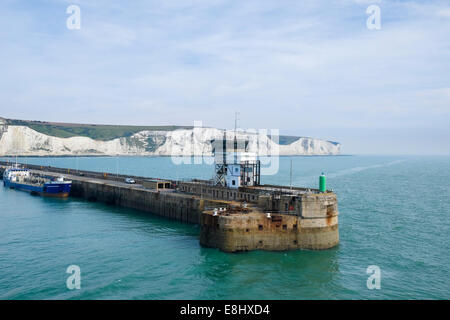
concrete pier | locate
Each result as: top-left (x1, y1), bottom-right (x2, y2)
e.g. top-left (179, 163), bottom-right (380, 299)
top-left (0, 161), bottom-right (339, 252)
top-left (200, 193), bottom-right (339, 252)
top-left (0, 162), bottom-right (212, 224)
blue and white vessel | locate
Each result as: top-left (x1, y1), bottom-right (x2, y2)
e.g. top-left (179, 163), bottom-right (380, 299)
top-left (3, 166), bottom-right (72, 197)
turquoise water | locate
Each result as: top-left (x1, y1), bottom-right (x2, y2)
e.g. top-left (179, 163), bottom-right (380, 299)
top-left (0, 155), bottom-right (449, 299)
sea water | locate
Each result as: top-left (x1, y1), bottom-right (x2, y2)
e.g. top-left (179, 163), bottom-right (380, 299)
top-left (0, 155), bottom-right (448, 299)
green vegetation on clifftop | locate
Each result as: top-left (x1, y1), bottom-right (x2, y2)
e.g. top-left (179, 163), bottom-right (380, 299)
top-left (6, 119), bottom-right (193, 141)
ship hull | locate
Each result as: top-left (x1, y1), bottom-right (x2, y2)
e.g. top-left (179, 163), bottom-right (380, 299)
top-left (3, 179), bottom-right (71, 198)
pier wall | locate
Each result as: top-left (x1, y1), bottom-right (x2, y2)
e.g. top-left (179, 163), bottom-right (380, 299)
top-left (70, 179), bottom-right (205, 224)
top-left (200, 193), bottom-right (339, 252)
top-left (179, 181), bottom-right (261, 204)
top-left (0, 163), bottom-right (214, 225)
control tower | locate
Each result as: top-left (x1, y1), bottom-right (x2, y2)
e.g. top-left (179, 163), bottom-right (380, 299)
top-left (211, 132), bottom-right (260, 189)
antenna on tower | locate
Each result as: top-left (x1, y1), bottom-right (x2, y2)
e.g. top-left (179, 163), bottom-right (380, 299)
top-left (234, 111), bottom-right (239, 163)
top-left (290, 159), bottom-right (293, 190)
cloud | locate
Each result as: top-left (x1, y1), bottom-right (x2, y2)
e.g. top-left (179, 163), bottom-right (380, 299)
top-left (79, 22), bottom-right (137, 47)
top-left (0, 0), bottom-right (449, 153)
top-left (437, 8), bottom-right (450, 17)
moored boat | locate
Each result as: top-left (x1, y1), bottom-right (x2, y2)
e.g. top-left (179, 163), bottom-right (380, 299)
top-left (3, 167), bottom-right (71, 197)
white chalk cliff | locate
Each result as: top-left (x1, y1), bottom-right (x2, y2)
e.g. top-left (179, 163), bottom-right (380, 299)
top-left (0, 123), bottom-right (341, 156)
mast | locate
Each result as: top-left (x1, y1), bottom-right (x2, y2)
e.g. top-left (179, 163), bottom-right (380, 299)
top-left (290, 159), bottom-right (293, 190)
top-left (234, 111), bottom-right (239, 164)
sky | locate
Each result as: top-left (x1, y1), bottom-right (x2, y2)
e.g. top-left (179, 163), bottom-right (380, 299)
top-left (0, 0), bottom-right (449, 154)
